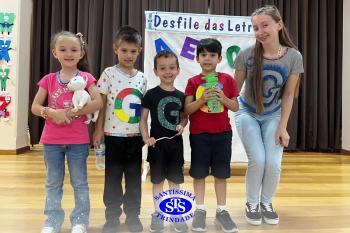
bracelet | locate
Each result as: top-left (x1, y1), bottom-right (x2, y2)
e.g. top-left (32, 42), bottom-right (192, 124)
top-left (40, 107), bottom-right (49, 119)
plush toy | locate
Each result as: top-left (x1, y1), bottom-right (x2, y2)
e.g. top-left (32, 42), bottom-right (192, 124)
top-left (67, 75), bottom-right (99, 124)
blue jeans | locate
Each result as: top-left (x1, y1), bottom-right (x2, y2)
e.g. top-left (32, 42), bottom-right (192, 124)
top-left (43, 144), bottom-right (90, 230)
top-left (235, 108), bottom-right (283, 204)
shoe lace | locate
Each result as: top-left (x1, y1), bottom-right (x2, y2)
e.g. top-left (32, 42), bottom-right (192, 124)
top-left (261, 203), bottom-right (274, 212)
top-left (219, 210), bottom-right (234, 224)
top-left (248, 203), bottom-right (259, 213)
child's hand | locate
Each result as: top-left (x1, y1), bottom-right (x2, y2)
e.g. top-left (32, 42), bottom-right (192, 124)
top-left (275, 126), bottom-right (290, 147)
top-left (144, 137), bottom-right (156, 147)
top-left (50, 109), bottom-right (71, 125)
top-left (66, 108), bottom-right (77, 118)
top-left (93, 129), bottom-right (104, 147)
top-left (200, 87), bottom-right (216, 103)
top-left (213, 87), bottom-right (227, 102)
top-left (176, 124), bottom-right (184, 135)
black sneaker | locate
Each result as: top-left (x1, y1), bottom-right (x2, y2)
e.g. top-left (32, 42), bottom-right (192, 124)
top-left (191, 209), bottom-right (207, 232)
top-left (245, 202), bottom-right (262, 225)
top-left (102, 219), bottom-right (120, 233)
top-left (149, 212), bottom-right (164, 232)
top-left (260, 202), bottom-right (279, 225)
top-left (125, 216), bottom-right (143, 232)
top-left (215, 210), bottom-right (238, 233)
top-left (173, 221), bottom-right (188, 233)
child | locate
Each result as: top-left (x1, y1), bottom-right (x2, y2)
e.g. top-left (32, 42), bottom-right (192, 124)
top-left (93, 26), bottom-right (147, 233)
top-left (31, 31), bottom-right (102, 233)
top-left (140, 51), bottom-right (188, 233)
top-left (233, 5), bottom-right (304, 225)
top-left (184, 38), bottom-right (239, 233)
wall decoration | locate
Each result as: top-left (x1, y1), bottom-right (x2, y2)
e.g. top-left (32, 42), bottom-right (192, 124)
top-left (0, 95), bottom-right (10, 120)
top-left (0, 68), bottom-right (10, 93)
top-left (0, 12), bottom-right (15, 37)
top-left (0, 39), bottom-right (13, 64)
top-left (0, 12), bottom-right (14, 123)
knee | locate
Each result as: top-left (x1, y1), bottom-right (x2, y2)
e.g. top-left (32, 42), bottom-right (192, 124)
top-left (46, 173), bottom-right (64, 189)
top-left (214, 177), bottom-right (226, 184)
top-left (247, 153), bottom-right (265, 170)
top-left (71, 177), bottom-right (89, 191)
top-left (265, 159), bottom-right (281, 174)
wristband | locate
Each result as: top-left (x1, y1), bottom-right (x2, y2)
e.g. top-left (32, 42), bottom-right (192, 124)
top-left (40, 107), bottom-right (49, 119)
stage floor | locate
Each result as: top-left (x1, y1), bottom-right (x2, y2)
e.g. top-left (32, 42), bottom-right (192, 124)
top-left (0, 149), bottom-right (349, 233)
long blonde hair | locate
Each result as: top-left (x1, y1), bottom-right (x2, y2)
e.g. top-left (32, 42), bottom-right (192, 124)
top-left (252, 5), bottom-right (296, 114)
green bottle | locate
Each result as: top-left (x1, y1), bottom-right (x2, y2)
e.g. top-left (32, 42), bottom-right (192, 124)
top-left (203, 73), bottom-right (221, 113)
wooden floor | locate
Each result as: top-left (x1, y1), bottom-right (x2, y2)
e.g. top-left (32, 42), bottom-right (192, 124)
top-left (0, 149), bottom-right (350, 233)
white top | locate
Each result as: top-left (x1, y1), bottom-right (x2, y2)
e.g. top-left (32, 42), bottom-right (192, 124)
top-left (97, 66), bottom-right (147, 137)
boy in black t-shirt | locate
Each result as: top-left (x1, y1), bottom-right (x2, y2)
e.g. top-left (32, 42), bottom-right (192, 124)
top-left (140, 51), bottom-right (188, 233)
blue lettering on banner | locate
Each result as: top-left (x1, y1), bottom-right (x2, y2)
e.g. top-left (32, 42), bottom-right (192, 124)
top-left (155, 38), bottom-right (173, 53)
top-left (147, 11), bottom-right (254, 35)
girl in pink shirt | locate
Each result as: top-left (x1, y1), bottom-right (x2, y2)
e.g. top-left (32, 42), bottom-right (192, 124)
top-left (31, 31), bottom-right (102, 233)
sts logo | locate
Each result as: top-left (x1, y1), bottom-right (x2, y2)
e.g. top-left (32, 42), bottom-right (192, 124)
top-left (160, 197), bottom-right (192, 215)
top-left (154, 189), bottom-right (195, 222)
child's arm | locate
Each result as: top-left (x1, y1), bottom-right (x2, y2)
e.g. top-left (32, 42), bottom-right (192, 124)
top-left (214, 87), bottom-right (239, 112)
top-left (176, 112), bottom-right (188, 135)
top-left (233, 70), bottom-right (246, 93)
top-left (31, 87), bottom-right (71, 125)
top-left (184, 87), bottom-right (215, 115)
top-left (275, 73), bottom-right (300, 147)
top-left (93, 94), bottom-right (106, 147)
top-left (69, 84), bottom-right (103, 117)
top-left (140, 107), bottom-right (156, 147)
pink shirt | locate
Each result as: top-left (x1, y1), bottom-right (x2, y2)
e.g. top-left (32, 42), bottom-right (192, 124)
top-left (38, 71), bottom-right (96, 144)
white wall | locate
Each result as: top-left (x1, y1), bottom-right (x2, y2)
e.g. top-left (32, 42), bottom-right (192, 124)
top-left (343, 1), bottom-right (350, 151)
top-left (0, 0), bottom-right (32, 151)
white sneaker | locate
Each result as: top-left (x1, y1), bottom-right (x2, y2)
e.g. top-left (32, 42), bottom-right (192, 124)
top-left (71, 224), bottom-right (87, 233)
top-left (41, 226), bottom-right (57, 233)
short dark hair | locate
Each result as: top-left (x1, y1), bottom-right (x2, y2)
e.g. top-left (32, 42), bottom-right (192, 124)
top-left (196, 38), bottom-right (222, 57)
top-left (154, 50), bottom-right (179, 69)
top-left (114, 26), bottom-right (142, 47)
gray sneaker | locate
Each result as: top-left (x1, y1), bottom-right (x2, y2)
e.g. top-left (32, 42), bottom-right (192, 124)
top-left (149, 212), bottom-right (164, 232)
top-left (191, 209), bottom-right (207, 232)
top-left (215, 210), bottom-right (238, 233)
top-left (173, 221), bottom-right (188, 233)
top-left (245, 202), bottom-right (262, 225)
top-left (260, 202), bottom-right (279, 225)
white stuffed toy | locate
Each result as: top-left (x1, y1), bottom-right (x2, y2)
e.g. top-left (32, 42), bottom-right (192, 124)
top-left (67, 75), bottom-right (99, 124)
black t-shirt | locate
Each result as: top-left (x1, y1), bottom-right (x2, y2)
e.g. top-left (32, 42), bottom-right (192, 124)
top-left (141, 86), bottom-right (185, 139)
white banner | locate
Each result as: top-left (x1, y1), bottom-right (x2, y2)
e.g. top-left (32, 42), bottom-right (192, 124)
top-left (144, 11), bottom-right (256, 162)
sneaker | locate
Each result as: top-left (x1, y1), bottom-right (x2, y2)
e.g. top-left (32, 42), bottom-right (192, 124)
top-left (125, 216), bottom-right (143, 232)
top-left (71, 224), bottom-right (87, 233)
top-left (102, 220), bottom-right (120, 233)
top-left (245, 202), bottom-right (262, 225)
top-left (214, 210), bottom-right (238, 233)
top-left (41, 227), bottom-right (57, 233)
top-left (173, 221), bottom-right (188, 233)
top-left (260, 202), bottom-right (279, 225)
top-left (191, 209), bottom-right (207, 232)
top-left (149, 212), bottom-right (164, 232)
